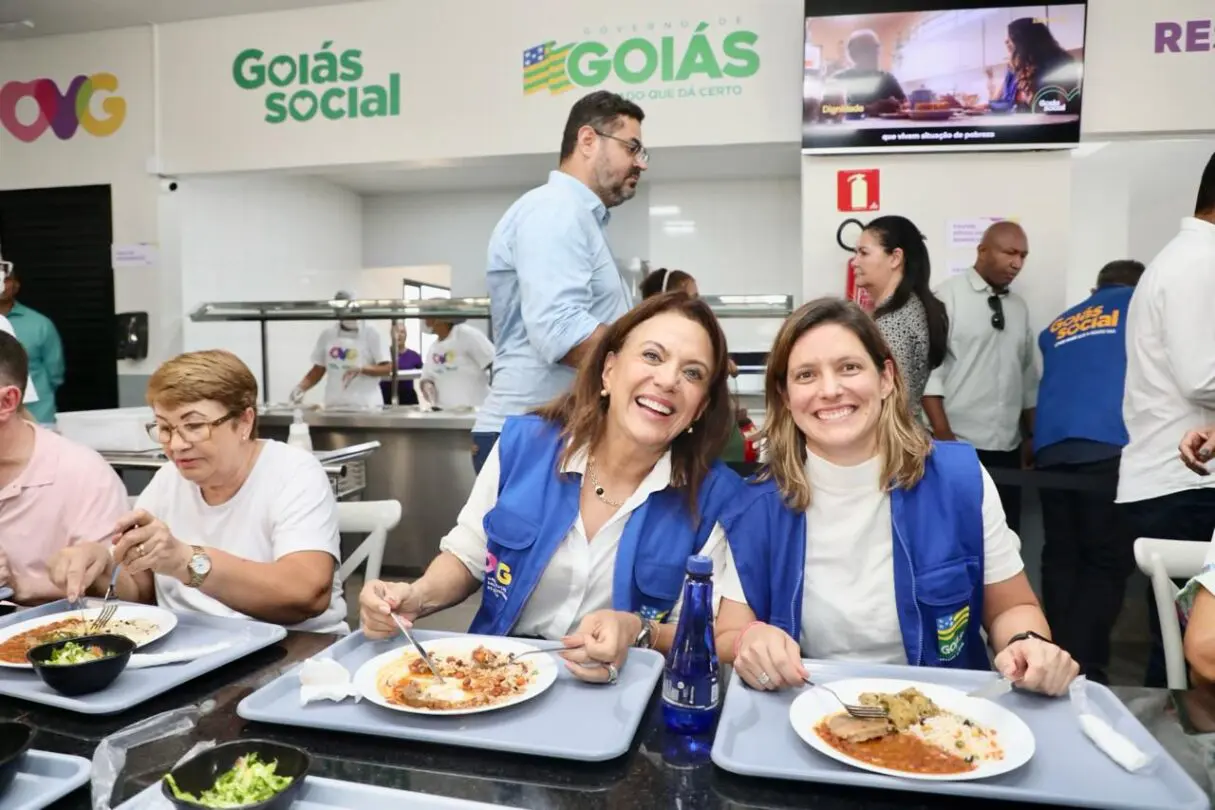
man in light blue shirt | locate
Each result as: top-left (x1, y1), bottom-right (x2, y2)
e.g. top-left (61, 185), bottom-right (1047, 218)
top-left (0, 264), bottom-right (63, 424)
top-left (473, 91), bottom-right (647, 471)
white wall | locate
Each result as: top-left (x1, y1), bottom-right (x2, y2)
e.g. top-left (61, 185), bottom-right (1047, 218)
top-left (362, 184), bottom-right (655, 298)
top-left (177, 174), bottom-right (364, 403)
top-left (0, 26), bottom-right (167, 376)
top-left (802, 152), bottom-right (1074, 340)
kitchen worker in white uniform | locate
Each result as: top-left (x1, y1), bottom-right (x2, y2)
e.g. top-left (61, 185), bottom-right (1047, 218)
top-left (289, 291), bottom-right (391, 409)
top-left (0, 313), bottom-right (38, 411)
top-left (420, 314), bottom-right (495, 410)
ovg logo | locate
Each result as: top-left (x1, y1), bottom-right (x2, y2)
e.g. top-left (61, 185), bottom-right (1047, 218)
top-left (0, 73), bottom-right (126, 142)
top-left (233, 41), bottom-right (400, 124)
top-left (523, 19), bottom-right (760, 101)
top-left (936, 605), bottom-right (970, 662)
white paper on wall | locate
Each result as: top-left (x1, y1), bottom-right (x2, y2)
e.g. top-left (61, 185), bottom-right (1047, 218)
top-left (112, 243), bottom-right (159, 268)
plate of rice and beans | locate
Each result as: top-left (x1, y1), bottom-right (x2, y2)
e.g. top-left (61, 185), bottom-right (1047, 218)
top-left (789, 678), bottom-right (1035, 781)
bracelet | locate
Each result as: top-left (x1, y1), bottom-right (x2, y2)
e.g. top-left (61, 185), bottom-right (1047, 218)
top-left (1006, 630), bottom-right (1055, 648)
top-left (733, 621), bottom-right (765, 661)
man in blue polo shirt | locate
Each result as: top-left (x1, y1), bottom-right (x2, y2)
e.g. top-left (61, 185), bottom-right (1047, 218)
top-left (472, 91), bottom-right (646, 472)
top-left (1034, 259), bottom-right (1144, 683)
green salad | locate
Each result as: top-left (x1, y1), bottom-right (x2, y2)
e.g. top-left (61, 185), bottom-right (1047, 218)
top-left (164, 754), bottom-right (294, 808)
top-left (45, 642), bottom-right (113, 666)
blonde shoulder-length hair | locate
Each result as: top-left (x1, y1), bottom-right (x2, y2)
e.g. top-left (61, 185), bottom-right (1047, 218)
top-left (757, 297), bottom-right (932, 511)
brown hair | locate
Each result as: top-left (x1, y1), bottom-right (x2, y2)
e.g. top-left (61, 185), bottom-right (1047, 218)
top-left (640, 268), bottom-right (695, 299)
top-left (533, 292), bottom-right (733, 514)
top-left (758, 297), bottom-right (932, 511)
top-left (147, 350), bottom-right (260, 435)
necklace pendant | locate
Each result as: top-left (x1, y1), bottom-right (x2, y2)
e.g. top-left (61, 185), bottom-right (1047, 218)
top-left (595, 485), bottom-right (605, 497)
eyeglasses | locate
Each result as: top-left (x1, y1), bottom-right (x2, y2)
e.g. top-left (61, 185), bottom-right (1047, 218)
top-left (593, 130), bottom-right (649, 165)
top-left (987, 294), bottom-right (1006, 331)
top-left (146, 411), bottom-right (240, 444)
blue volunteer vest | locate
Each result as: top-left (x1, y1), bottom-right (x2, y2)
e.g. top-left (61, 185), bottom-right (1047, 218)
top-left (1034, 285), bottom-right (1135, 454)
top-left (722, 441), bottom-right (989, 670)
top-left (467, 414), bottom-right (741, 636)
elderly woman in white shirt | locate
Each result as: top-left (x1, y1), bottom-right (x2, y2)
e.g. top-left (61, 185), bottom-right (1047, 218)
top-left (49, 350), bottom-right (348, 633)
top-left (361, 293), bottom-right (743, 683)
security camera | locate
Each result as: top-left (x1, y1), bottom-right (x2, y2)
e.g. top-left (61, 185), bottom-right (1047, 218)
top-left (159, 177), bottom-right (179, 193)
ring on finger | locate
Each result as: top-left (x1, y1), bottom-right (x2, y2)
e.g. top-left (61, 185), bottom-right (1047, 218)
top-left (137, 544), bottom-right (146, 557)
top-left (757, 671), bottom-right (771, 686)
top-left (606, 663), bottom-right (619, 685)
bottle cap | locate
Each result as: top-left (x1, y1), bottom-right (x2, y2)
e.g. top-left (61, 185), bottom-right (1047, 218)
top-left (685, 554), bottom-right (713, 577)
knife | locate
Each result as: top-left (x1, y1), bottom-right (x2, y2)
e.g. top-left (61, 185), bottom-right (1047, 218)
top-left (388, 612), bottom-right (445, 683)
top-left (967, 676), bottom-right (1014, 700)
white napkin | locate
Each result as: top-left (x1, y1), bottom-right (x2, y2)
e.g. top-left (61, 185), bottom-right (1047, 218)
top-left (1069, 676), bottom-right (1154, 773)
top-left (299, 656), bottom-right (360, 706)
top-left (127, 643), bottom-right (231, 670)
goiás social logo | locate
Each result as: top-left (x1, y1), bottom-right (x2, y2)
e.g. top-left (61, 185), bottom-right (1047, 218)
top-left (523, 17), bottom-right (760, 102)
top-left (233, 41), bottom-right (400, 124)
top-left (0, 72), bottom-right (126, 142)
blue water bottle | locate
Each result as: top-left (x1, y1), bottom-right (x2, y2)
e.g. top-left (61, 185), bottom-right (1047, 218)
top-left (661, 554), bottom-right (720, 734)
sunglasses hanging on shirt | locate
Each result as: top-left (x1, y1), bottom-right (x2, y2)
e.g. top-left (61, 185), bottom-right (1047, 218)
top-left (987, 293), bottom-right (1006, 331)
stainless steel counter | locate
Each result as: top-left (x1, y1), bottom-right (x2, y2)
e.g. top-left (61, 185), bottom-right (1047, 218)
top-left (259, 406), bottom-right (478, 575)
top-left (100, 442), bottom-right (380, 501)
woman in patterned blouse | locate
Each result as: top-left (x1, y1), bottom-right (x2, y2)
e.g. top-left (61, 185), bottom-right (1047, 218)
top-left (852, 216), bottom-right (948, 419)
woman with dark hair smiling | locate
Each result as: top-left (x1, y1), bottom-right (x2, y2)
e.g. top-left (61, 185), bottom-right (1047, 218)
top-left (852, 215), bottom-right (948, 418)
top-left (361, 292), bottom-right (741, 684)
top-left (988, 17), bottom-right (1080, 113)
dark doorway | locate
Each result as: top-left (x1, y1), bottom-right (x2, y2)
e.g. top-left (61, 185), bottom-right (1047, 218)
top-left (0, 185), bottom-right (117, 414)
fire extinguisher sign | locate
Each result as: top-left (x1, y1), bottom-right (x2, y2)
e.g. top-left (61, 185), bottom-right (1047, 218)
top-left (837, 169), bottom-right (880, 212)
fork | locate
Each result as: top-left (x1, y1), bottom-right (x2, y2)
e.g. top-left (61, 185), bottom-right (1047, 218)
top-left (480, 645), bottom-right (583, 669)
top-left (87, 601), bottom-right (118, 636)
top-left (86, 562), bottom-right (123, 633)
top-left (804, 679), bottom-right (889, 720)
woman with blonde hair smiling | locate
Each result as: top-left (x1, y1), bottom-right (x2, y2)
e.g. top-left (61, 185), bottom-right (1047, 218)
top-left (716, 298), bottom-right (1078, 695)
top-left (361, 293), bottom-right (741, 684)
top-left (49, 350), bottom-right (348, 633)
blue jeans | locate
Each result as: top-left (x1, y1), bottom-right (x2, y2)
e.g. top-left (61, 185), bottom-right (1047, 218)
top-left (471, 432), bottom-right (499, 474)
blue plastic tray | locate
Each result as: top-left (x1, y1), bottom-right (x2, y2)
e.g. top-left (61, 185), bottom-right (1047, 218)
top-left (711, 659), bottom-right (1203, 810)
top-left (116, 775), bottom-right (521, 809)
top-left (238, 630), bottom-right (664, 762)
top-left (0, 749), bottom-right (91, 810)
top-left (0, 599), bottom-right (287, 715)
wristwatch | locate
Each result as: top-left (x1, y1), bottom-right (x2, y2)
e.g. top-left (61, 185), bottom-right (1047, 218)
top-left (1007, 630), bottom-right (1055, 647)
top-left (186, 546), bottom-right (212, 589)
top-left (633, 616), bottom-right (658, 650)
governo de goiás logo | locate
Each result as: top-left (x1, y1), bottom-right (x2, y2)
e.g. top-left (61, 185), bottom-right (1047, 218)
top-left (523, 19), bottom-right (760, 102)
top-left (0, 72), bottom-right (126, 142)
top-left (233, 41), bottom-right (401, 124)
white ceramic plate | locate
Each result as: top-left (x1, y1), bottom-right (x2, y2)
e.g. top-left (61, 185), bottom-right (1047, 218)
top-left (789, 677), bottom-right (1035, 781)
top-left (354, 636), bottom-right (559, 716)
top-left (0, 604), bottom-right (178, 669)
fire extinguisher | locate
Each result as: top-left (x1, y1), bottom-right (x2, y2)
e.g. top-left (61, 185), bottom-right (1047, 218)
top-left (838, 218), bottom-right (874, 313)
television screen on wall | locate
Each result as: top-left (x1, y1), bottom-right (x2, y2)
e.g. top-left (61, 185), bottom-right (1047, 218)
top-left (802, 1), bottom-right (1087, 154)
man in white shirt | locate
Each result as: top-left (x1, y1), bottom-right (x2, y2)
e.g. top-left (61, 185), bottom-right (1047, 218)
top-left (289, 291), bottom-right (392, 409)
top-left (923, 222), bottom-right (1039, 532)
top-left (0, 314), bottom-right (39, 409)
top-left (1118, 152), bottom-right (1215, 686)
top-left (419, 317), bottom-right (495, 410)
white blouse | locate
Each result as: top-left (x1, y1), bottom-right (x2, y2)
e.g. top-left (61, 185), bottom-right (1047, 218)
top-left (439, 442), bottom-right (726, 639)
top-left (719, 451), bottom-right (1025, 663)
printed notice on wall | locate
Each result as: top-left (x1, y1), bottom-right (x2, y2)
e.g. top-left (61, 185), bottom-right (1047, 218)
top-left (947, 218), bottom-right (1011, 249)
top-left (949, 262), bottom-right (973, 277)
top-left (112, 243), bottom-right (158, 268)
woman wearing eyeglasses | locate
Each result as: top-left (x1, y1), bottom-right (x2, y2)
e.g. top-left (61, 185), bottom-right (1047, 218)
top-left (48, 350), bottom-right (348, 633)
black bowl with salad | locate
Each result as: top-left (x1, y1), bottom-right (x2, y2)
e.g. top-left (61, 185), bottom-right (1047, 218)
top-left (26, 633), bottom-right (135, 696)
top-left (162, 740), bottom-right (310, 810)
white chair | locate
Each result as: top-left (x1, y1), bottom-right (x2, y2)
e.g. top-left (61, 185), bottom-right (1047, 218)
top-left (1133, 537), bottom-right (1210, 690)
top-left (337, 500), bottom-right (402, 585)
